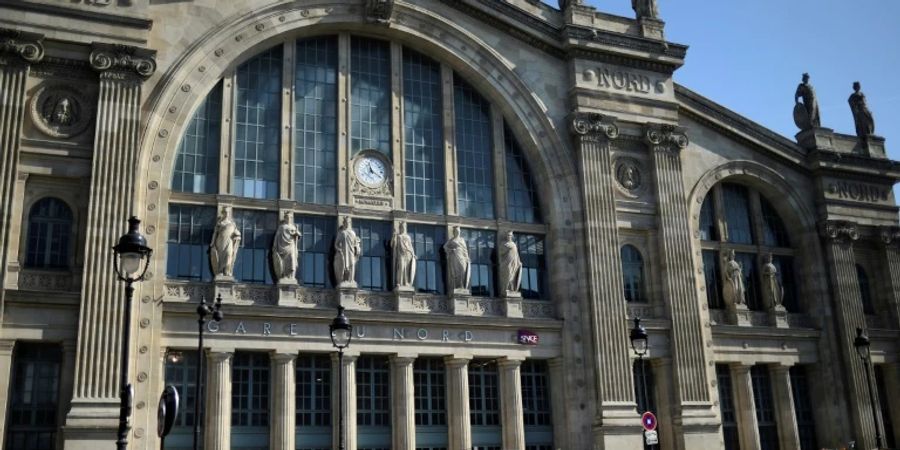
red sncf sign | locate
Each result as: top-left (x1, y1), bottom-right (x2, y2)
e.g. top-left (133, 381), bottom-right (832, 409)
top-left (517, 330), bottom-right (539, 345)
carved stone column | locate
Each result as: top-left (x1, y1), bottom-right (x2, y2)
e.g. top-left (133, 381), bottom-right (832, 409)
top-left (498, 358), bottom-right (525, 449)
top-left (333, 353), bottom-right (357, 450)
top-left (547, 358), bottom-right (568, 450)
top-left (0, 29), bottom-right (43, 320)
top-left (0, 340), bottom-right (14, 443)
top-left (820, 220), bottom-right (879, 450)
top-left (445, 357), bottom-right (472, 450)
top-left (390, 355), bottom-right (415, 450)
top-left (878, 227), bottom-right (900, 329)
top-left (271, 353), bottom-right (296, 450)
top-left (650, 358), bottom-right (677, 450)
top-left (205, 351), bottom-right (232, 450)
top-left (66, 43), bottom-right (157, 436)
top-left (645, 123), bottom-right (719, 447)
top-left (770, 365), bottom-right (801, 450)
top-left (731, 364), bottom-right (761, 450)
top-left (569, 112), bottom-right (640, 446)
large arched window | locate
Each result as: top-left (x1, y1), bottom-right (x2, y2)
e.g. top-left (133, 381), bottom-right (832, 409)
top-left (856, 265), bottom-right (875, 315)
top-left (25, 198), bottom-right (73, 269)
top-left (697, 182), bottom-right (797, 312)
top-left (167, 36), bottom-right (545, 300)
top-left (620, 245), bottom-right (645, 302)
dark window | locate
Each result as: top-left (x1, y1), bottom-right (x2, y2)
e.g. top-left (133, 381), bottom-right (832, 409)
top-left (699, 194), bottom-right (717, 241)
top-left (856, 265), bottom-right (875, 315)
top-left (173, 81), bottom-right (221, 194)
top-left (521, 360), bottom-right (553, 449)
top-left (231, 352), bottom-right (270, 427)
top-left (760, 197), bottom-right (789, 247)
top-left (356, 356), bottom-right (391, 450)
top-left (4, 343), bottom-right (61, 450)
top-left (296, 215), bottom-right (335, 288)
top-left (350, 37), bottom-right (391, 156)
top-left (772, 255), bottom-right (797, 312)
top-left (505, 125), bottom-right (541, 224)
top-left (789, 366), bottom-right (818, 450)
top-left (621, 245), bottom-right (645, 302)
top-left (462, 229), bottom-right (495, 297)
top-left (414, 358), bottom-right (448, 450)
top-left (716, 365), bottom-right (740, 450)
top-left (25, 198), bottom-right (72, 269)
top-left (517, 234), bottom-right (546, 300)
top-left (751, 366), bottom-right (779, 450)
top-left (294, 36), bottom-right (338, 205)
top-left (408, 224), bottom-right (445, 294)
top-left (234, 45), bottom-right (282, 200)
top-left (454, 76), bottom-right (494, 219)
top-left (469, 360), bottom-right (501, 449)
top-left (875, 365), bottom-right (897, 449)
top-left (164, 351), bottom-right (200, 428)
top-left (295, 354), bottom-right (332, 450)
top-left (354, 220), bottom-right (391, 291)
top-left (403, 49), bottom-right (445, 215)
top-left (233, 210), bottom-right (278, 284)
top-left (722, 183), bottom-right (754, 244)
top-left (167, 204), bottom-right (216, 281)
top-left (735, 252), bottom-right (761, 310)
top-left (702, 250), bottom-right (723, 309)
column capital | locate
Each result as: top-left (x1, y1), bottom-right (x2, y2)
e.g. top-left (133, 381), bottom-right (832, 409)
top-left (389, 355), bottom-right (417, 366)
top-left (444, 356), bottom-right (471, 368)
top-left (89, 42), bottom-right (157, 80)
top-left (497, 357), bottom-right (524, 369)
top-left (644, 122), bottom-right (689, 153)
top-left (0, 28), bottom-right (45, 65)
top-left (819, 220), bottom-right (860, 243)
top-left (0, 339), bottom-right (14, 355)
top-left (879, 226), bottom-right (900, 247)
top-left (569, 112), bottom-right (619, 142)
top-left (271, 353), bottom-right (297, 363)
top-left (207, 351), bottom-right (233, 362)
top-left (331, 352), bottom-right (358, 364)
top-left (770, 363), bottom-right (793, 374)
top-left (729, 362), bottom-right (752, 373)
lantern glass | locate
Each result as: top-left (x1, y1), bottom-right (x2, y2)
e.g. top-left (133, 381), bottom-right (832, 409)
top-left (120, 252), bottom-right (143, 277)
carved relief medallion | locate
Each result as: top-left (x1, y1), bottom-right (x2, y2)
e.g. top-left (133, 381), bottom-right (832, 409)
top-left (30, 83), bottom-right (94, 139)
top-left (614, 157), bottom-right (645, 197)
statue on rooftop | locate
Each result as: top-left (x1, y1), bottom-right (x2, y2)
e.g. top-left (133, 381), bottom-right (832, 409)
top-left (848, 81), bottom-right (875, 141)
top-left (632, 0), bottom-right (659, 19)
top-left (793, 73), bottom-right (821, 131)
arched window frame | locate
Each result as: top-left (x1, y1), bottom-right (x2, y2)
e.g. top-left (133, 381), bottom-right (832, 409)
top-left (697, 182), bottom-right (797, 312)
top-left (620, 244), bottom-right (646, 303)
top-left (24, 197), bottom-right (74, 270)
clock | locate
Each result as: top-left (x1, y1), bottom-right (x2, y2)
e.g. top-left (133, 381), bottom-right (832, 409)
top-left (355, 155), bottom-right (387, 188)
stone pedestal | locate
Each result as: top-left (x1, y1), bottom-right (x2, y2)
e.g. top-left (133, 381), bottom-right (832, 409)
top-left (270, 353), bottom-right (296, 450)
top-left (395, 286), bottom-right (416, 313)
top-left (639, 17), bottom-right (665, 40)
top-left (277, 282), bottom-right (298, 307)
top-left (795, 127), bottom-right (835, 151)
top-left (214, 278), bottom-right (236, 303)
top-left (768, 305), bottom-right (789, 328)
top-left (445, 357), bottom-right (472, 450)
top-left (731, 364), bottom-right (761, 450)
top-left (499, 359), bottom-right (526, 449)
top-left (502, 291), bottom-right (523, 318)
top-left (728, 303), bottom-right (752, 327)
top-left (338, 286), bottom-right (358, 309)
top-left (771, 365), bottom-right (801, 450)
top-left (450, 289), bottom-right (474, 316)
top-left (205, 351), bottom-right (232, 450)
top-left (390, 356), bottom-right (415, 450)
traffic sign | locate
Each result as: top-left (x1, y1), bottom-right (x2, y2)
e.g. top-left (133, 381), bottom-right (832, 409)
top-left (641, 411), bottom-right (657, 431)
top-left (644, 430), bottom-right (659, 445)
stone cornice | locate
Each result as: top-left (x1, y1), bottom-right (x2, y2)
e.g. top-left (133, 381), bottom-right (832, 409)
top-left (569, 112), bottom-right (619, 142)
top-left (644, 123), bottom-right (688, 153)
top-left (819, 220), bottom-right (860, 243)
top-left (89, 42), bottom-right (156, 79)
top-left (563, 26), bottom-right (687, 72)
top-left (0, 27), bottom-right (45, 65)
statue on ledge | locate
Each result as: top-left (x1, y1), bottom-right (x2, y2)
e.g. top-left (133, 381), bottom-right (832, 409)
top-left (210, 206), bottom-right (241, 279)
top-left (444, 226), bottom-right (471, 292)
top-left (794, 73), bottom-right (821, 131)
top-left (391, 221), bottom-right (416, 290)
top-left (762, 253), bottom-right (784, 309)
top-left (272, 211), bottom-right (301, 284)
top-left (499, 231), bottom-right (523, 296)
top-left (632, 0), bottom-right (659, 19)
top-left (848, 81), bottom-right (875, 141)
top-left (334, 216), bottom-right (361, 287)
top-left (723, 250), bottom-right (746, 306)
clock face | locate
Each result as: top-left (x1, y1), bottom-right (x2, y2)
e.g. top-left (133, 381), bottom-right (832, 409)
top-left (356, 156), bottom-right (387, 187)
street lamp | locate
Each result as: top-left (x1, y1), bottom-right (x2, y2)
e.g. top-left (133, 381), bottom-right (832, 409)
top-left (193, 294), bottom-right (223, 450)
top-left (629, 317), bottom-right (650, 413)
top-left (853, 327), bottom-right (884, 449)
top-left (112, 216), bottom-right (153, 450)
top-left (329, 306), bottom-right (352, 450)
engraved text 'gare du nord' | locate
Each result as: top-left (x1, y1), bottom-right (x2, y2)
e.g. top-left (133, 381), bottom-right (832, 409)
top-left (206, 320), bottom-right (477, 343)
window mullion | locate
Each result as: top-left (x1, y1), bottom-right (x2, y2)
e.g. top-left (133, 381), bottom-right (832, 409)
top-left (492, 110), bottom-right (507, 221)
top-left (281, 40), bottom-right (295, 201)
top-left (441, 64), bottom-right (458, 216)
top-left (337, 33), bottom-right (351, 205)
top-left (711, 185), bottom-right (727, 243)
top-left (219, 70), bottom-right (236, 195)
top-left (390, 41), bottom-right (404, 209)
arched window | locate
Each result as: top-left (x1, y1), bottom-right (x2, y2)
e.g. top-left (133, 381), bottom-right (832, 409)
top-left (168, 36), bottom-right (546, 310)
top-left (25, 198), bottom-right (73, 269)
top-left (697, 182), bottom-right (798, 312)
top-left (621, 245), bottom-right (645, 302)
top-left (856, 265), bottom-right (875, 315)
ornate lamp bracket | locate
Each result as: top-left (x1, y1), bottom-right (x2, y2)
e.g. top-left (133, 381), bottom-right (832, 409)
top-left (644, 123), bottom-right (689, 153)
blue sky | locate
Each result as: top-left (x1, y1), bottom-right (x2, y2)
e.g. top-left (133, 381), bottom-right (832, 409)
top-left (574, 0), bottom-right (900, 162)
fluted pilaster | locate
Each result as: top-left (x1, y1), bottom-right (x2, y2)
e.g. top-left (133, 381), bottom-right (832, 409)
top-left (878, 227), bottom-right (900, 328)
top-left (333, 353), bottom-right (357, 450)
top-left (390, 356), bottom-right (416, 450)
top-left (650, 358), bottom-right (677, 450)
top-left (271, 353), bottom-right (296, 450)
top-left (770, 365), bottom-right (801, 450)
top-left (445, 357), bottom-right (472, 450)
top-left (499, 358), bottom-right (525, 449)
top-left (0, 340), bottom-right (15, 443)
top-left (547, 358), bottom-right (567, 450)
top-left (731, 364), bottom-right (761, 450)
top-left (569, 113), bottom-right (636, 420)
top-left (820, 220), bottom-right (878, 450)
top-left (205, 351), bottom-right (232, 450)
top-left (69, 43), bottom-right (156, 422)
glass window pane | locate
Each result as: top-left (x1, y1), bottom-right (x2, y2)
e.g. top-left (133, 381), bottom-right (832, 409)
top-left (735, 252), bottom-right (760, 310)
top-left (790, 366), bottom-right (819, 450)
top-left (296, 353), bottom-right (332, 448)
top-left (517, 234), bottom-right (546, 300)
top-left (469, 360), bottom-right (501, 448)
top-left (722, 183), bottom-right (754, 244)
top-left (231, 351), bottom-right (270, 450)
top-left (699, 193), bottom-right (717, 241)
top-left (403, 49), bottom-right (445, 215)
top-left (234, 46), bottom-right (282, 200)
top-left (357, 356), bottom-right (391, 448)
top-left (167, 204), bottom-right (216, 281)
top-left (354, 220), bottom-right (391, 291)
top-left (751, 366), bottom-right (778, 450)
top-left (716, 365), bottom-right (740, 450)
top-left (5, 343), bottom-right (61, 450)
top-left (702, 250), bottom-right (723, 309)
top-left (521, 360), bottom-right (553, 448)
top-left (408, 224), bottom-right (446, 294)
top-left (621, 245), bottom-right (644, 302)
top-left (233, 210), bottom-right (278, 284)
top-left (760, 197), bottom-right (790, 247)
top-left (461, 229), bottom-right (495, 297)
top-left (454, 77), bottom-right (494, 219)
top-left (505, 125), bottom-right (541, 224)
top-left (351, 38), bottom-right (391, 156)
top-left (294, 37), bottom-right (338, 205)
top-left (164, 350), bottom-right (200, 433)
top-left (772, 255), bottom-right (797, 312)
top-left (173, 81), bottom-right (222, 194)
top-left (296, 215), bottom-right (336, 288)
top-left (25, 198), bottom-right (73, 269)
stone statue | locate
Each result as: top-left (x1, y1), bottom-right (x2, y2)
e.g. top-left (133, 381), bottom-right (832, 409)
top-left (443, 226), bottom-right (471, 292)
top-left (762, 254), bottom-right (783, 308)
top-left (723, 250), bottom-right (746, 306)
top-left (391, 221), bottom-right (416, 290)
top-left (333, 216), bottom-right (361, 287)
top-left (51, 97), bottom-right (74, 126)
top-left (210, 206), bottom-right (241, 278)
top-left (499, 231), bottom-right (523, 296)
top-left (848, 81), bottom-right (875, 141)
top-left (794, 73), bottom-right (821, 131)
top-left (271, 211), bottom-right (301, 284)
top-left (632, 0), bottom-right (659, 19)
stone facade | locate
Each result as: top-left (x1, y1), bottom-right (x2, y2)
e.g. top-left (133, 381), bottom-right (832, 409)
top-left (0, 1), bottom-right (897, 450)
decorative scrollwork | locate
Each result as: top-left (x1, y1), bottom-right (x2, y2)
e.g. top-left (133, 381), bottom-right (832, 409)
top-left (234, 285), bottom-right (275, 305)
top-left (522, 300), bottom-right (555, 319)
top-left (18, 271), bottom-right (72, 291)
top-left (819, 220), bottom-right (860, 242)
top-left (644, 123), bottom-right (689, 152)
top-left (364, 0), bottom-right (394, 24)
top-left (164, 282), bottom-right (213, 302)
top-left (296, 287), bottom-right (336, 308)
top-left (356, 293), bottom-right (394, 311)
top-left (0, 28), bottom-right (45, 64)
top-left (89, 43), bottom-right (157, 78)
top-left (570, 112), bottom-right (619, 140)
top-left (880, 226), bottom-right (900, 246)
top-left (411, 295), bottom-right (452, 314)
top-left (466, 298), bottom-right (504, 316)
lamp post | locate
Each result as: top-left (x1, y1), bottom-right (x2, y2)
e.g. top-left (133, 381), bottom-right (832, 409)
top-left (329, 306), bottom-right (352, 450)
top-left (853, 327), bottom-right (884, 449)
top-left (193, 294), bottom-right (223, 450)
top-left (629, 317), bottom-right (650, 413)
top-left (112, 216), bottom-right (153, 450)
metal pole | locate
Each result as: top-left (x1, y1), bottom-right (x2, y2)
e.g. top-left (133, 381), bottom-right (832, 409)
top-left (116, 282), bottom-right (134, 450)
top-left (862, 355), bottom-right (885, 448)
top-left (338, 349), bottom-right (345, 450)
top-left (193, 311), bottom-right (205, 450)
